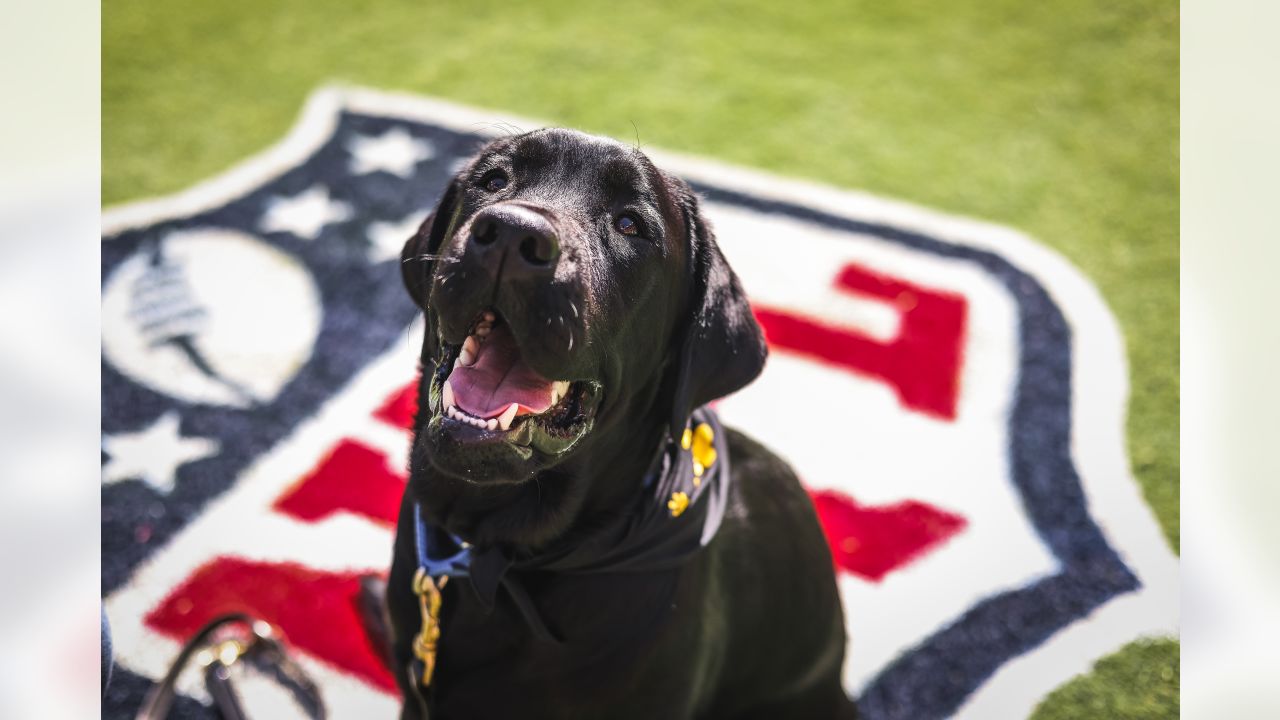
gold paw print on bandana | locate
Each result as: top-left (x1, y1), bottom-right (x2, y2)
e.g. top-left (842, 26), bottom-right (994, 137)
top-left (671, 422), bottom-right (717, 517)
top-left (682, 422), bottom-right (717, 483)
top-left (668, 491), bottom-right (690, 517)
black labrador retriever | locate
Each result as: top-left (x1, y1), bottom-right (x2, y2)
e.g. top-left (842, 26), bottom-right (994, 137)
top-left (390, 128), bottom-right (854, 719)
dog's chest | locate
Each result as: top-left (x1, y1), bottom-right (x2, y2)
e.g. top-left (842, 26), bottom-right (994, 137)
top-left (427, 569), bottom-right (704, 714)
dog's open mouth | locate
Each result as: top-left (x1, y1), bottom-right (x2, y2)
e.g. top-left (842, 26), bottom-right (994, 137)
top-left (432, 309), bottom-right (599, 450)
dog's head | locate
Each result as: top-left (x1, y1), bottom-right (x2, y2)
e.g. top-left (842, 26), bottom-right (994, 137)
top-left (402, 129), bottom-right (764, 535)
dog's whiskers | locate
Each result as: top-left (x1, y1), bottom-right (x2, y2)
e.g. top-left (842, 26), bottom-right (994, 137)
top-left (402, 253), bottom-right (441, 265)
top-left (471, 121), bottom-right (526, 138)
top-left (496, 121), bottom-right (525, 136)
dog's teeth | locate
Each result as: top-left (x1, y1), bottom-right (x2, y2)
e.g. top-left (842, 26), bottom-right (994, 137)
top-left (497, 403), bottom-right (519, 431)
top-left (459, 336), bottom-right (478, 366)
top-left (551, 381), bottom-right (571, 405)
top-left (486, 418), bottom-right (498, 431)
top-left (475, 325), bottom-right (490, 337)
top-left (442, 380), bottom-right (456, 410)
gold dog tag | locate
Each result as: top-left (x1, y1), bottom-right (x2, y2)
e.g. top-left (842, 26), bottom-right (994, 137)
top-left (412, 568), bottom-right (448, 686)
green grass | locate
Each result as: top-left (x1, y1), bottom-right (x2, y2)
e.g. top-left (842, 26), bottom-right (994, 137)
top-left (104, 0), bottom-right (1178, 715)
top-left (1031, 638), bottom-right (1179, 719)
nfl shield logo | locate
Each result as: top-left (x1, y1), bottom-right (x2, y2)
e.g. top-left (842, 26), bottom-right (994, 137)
top-left (102, 87), bottom-right (1177, 719)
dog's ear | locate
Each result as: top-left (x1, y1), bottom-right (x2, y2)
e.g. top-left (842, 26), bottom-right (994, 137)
top-left (401, 179), bottom-right (462, 308)
top-left (667, 177), bottom-right (767, 438)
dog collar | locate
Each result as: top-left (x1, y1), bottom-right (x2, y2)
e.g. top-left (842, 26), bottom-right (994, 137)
top-left (408, 406), bottom-right (731, 687)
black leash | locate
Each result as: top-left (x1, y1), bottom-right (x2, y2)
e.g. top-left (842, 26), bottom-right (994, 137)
top-left (136, 613), bottom-right (326, 720)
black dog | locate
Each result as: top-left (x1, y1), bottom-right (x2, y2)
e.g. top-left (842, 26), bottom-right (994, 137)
top-left (389, 129), bottom-right (854, 719)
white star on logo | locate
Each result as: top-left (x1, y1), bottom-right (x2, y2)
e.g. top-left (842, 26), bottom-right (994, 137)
top-left (102, 411), bottom-right (220, 495)
top-left (347, 128), bottom-right (436, 178)
top-left (367, 213), bottom-right (428, 263)
top-left (259, 185), bottom-right (353, 240)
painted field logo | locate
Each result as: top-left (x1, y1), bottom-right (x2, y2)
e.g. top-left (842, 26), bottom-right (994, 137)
top-left (102, 88), bottom-right (1177, 719)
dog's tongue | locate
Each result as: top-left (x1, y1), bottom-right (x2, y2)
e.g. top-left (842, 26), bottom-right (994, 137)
top-left (448, 323), bottom-right (555, 418)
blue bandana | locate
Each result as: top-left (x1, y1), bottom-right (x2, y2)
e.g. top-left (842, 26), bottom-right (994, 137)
top-left (408, 407), bottom-right (731, 686)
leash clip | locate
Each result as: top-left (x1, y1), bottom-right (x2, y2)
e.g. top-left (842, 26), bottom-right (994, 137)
top-left (412, 567), bottom-right (448, 687)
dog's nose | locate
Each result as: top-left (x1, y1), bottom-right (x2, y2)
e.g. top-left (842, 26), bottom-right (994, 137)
top-left (468, 204), bottom-right (560, 275)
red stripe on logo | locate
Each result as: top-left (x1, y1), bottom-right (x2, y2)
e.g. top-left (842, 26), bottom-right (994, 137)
top-left (144, 557), bottom-right (396, 692)
top-left (810, 490), bottom-right (967, 582)
top-left (274, 439), bottom-right (405, 527)
top-left (374, 382), bottom-right (418, 430)
top-left (753, 262), bottom-right (967, 419)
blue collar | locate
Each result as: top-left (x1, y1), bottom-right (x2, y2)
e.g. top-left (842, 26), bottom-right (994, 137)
top-left (413, 514), bottom-right (471, 580)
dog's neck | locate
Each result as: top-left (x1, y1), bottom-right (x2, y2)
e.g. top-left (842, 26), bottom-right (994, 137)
top-left (413, 379), bottom-right (671, 552)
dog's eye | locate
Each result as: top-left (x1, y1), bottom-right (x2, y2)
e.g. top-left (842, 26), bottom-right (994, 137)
top-left (480, 171), bottom-right (509, 192)
top-left (615, 214), bottom-right (641, 236)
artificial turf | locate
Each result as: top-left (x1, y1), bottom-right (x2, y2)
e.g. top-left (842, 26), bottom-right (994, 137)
top-left (103, 0), bottom-right (1178, 716)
